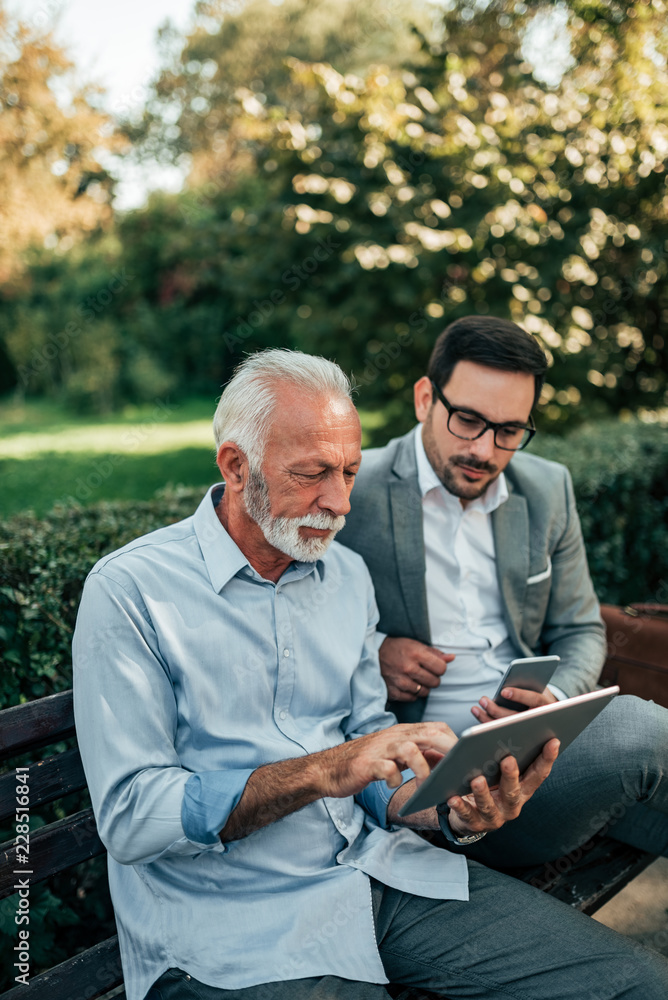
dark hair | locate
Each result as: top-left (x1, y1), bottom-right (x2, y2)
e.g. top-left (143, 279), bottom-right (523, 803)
top-left (427, 316), bottom-right (548, 408)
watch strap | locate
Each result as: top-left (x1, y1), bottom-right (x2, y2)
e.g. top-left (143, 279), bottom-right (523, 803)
top-left (436, 802), bottom-right (487, 846)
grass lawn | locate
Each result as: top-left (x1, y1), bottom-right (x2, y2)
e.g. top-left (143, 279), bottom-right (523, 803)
top-left (1, 448), bottom-right (217, 518)
top-left (0, 397), bottom-right (218, 519)
top-left (0, 396), bottom-right (387, 520)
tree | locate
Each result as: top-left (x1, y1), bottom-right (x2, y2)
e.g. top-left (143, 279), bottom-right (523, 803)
top-left (127, 0), bottom-right (430, 187)
top-left (0, 4), bottom-right (121, 285)
top-left (3, 0), bottom-right (667, 429)
top-left (204, 0), bottom-right (668, 432)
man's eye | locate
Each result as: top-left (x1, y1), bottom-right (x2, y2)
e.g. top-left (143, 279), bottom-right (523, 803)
top-left (498, 426), bottom-right (524, 440)
top-left (458, 414), bottom-right (482, 427)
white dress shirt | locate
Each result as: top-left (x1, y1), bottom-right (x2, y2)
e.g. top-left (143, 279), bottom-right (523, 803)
top-left (412, 427), bottom-right (522, 734)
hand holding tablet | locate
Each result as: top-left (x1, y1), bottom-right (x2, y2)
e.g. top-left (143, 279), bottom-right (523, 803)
top-left (398, 686), bottom-right (619, 817)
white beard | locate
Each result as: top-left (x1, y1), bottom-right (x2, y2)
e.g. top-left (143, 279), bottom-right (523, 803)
top-left (244, 467), bottom-right (345, 562)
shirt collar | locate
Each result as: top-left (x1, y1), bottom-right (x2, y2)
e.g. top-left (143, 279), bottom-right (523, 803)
top-left (413, 424), bottom-right (509, 514)
top-left (193, 484), bottom-right (324, 593)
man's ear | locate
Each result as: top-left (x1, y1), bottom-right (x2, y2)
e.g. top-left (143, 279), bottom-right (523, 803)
top-left (414, 376), bottom-right (435, 423)
top-left (216, 441), bottom-right (248, 493)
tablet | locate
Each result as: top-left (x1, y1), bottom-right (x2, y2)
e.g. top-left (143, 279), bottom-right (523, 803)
top-left (398, 686), bottom-right (619, 817)
top-left (493, 654), bottom-right (560, 711)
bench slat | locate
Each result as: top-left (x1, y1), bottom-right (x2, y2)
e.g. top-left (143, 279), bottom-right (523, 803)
top-left (0, 747), bottom-right (88, 824)
top-left (0, 935), bottom-right (123, 1000)
top-left (0, 691), bottom-right (75, 760)
top-left (548, 846), bottom-right (653, 916)
top-left (515, 837), bottom-right (655, 915)
top-left (0, 808), bottom-right (104, 900)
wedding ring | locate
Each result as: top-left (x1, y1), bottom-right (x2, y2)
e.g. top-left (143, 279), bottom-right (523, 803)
top-left (415, 683), bottom-right (422, 695)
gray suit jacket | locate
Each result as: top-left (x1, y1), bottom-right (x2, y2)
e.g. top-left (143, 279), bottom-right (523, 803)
top-left (338, 429), bottom-right (606, 723)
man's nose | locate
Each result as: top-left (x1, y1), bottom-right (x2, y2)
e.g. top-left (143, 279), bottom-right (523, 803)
top-left (468, 427), bottom-right (497, 460)
top-left (319, 474), bottom-right (351, 516)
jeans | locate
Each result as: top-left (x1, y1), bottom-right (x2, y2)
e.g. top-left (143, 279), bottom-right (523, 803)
top-left (146, 866), bottom-right (668, 1000)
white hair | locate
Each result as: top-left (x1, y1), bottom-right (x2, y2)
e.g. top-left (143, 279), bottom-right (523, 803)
top-left (212, 349), bottom-right (353, 469)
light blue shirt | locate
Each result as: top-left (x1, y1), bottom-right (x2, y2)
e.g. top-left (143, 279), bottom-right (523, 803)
top-left (73, 485), bottom-right (468, 1000)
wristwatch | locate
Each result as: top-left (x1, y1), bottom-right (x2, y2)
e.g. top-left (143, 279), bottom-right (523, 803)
top-left (436, 803), bottom-right (487, 846)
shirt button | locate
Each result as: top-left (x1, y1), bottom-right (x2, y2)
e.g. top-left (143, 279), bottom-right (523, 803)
top-left (279, 710), bottom-right (287, 720)
top-left (283, 649), bottom-right (290, 657)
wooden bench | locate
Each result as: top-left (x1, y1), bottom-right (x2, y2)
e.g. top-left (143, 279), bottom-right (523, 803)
top-left (0, 689), bottom-right (657, 1000)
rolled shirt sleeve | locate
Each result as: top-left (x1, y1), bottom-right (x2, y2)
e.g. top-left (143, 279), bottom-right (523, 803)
top-left (181, 769), bottom-right (255, 845)
top-left (356, 768), bottom-right (415, 829)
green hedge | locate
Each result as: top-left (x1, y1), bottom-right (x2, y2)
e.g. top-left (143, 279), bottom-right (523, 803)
top-left (0, 486), bottom-right (206, 709)
top-left (531, 420), bottom-right (668, 610)
top-left (1, 420), bottom-right (667, 711)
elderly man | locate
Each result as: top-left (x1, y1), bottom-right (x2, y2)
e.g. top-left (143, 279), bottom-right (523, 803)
top-left (73, 349), bottom-right (668, 1000)
top-left (338, 316), bottom-right (668, 872)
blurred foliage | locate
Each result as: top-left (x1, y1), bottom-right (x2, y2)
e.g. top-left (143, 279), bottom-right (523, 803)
top-left (0, 0), bottom-right (666, 434)
top-left (0, 3), bottom-right (121, 292)
top-left (129, 0), bottom-right (430, 185)
top-left (192, 0), bottom-right (667, 435)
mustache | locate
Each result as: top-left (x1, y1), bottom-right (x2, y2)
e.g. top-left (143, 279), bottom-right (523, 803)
top-left (451, 456), bottom-right (497, 474)
top-left (295, 512), bottom-right (346, 531)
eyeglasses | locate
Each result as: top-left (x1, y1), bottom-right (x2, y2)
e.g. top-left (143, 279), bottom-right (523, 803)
top-left (430, 380), bottom-right (536, 452)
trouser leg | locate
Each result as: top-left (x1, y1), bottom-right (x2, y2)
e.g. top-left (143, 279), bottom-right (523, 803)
top-left (459, 695), bottom-right (668, 869)
top-left (146, 967), bottom-right (390, 1000)
top-left (374, 865), bottom-right (668, 1000)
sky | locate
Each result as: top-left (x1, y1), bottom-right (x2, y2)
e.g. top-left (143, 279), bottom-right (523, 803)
top-left (12, 0), bottom-right (194, 109)
top-left (9, 0), bottom-right (199, 208)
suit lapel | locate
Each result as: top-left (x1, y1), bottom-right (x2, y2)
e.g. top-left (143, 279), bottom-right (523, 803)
top-left (491, 492), bottom-right (529, 652)
top-left (389, 433), bottom-right (431, 644)
top-left (389, 480), bottom-right (430, 642)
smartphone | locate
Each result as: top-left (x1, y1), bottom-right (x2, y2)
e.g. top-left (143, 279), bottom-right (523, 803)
top-left (492, 655), bottom-right (560, 711)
